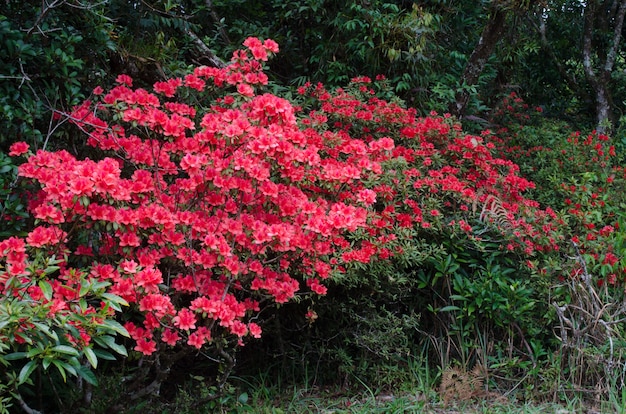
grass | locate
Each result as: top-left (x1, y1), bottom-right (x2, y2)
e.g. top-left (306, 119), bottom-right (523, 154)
top-left (211, 382), bottom-right (587, 414)
top-left (53, 361), bottom-right (609, 414)
top-left (58, 351), bottom-right (618, 413)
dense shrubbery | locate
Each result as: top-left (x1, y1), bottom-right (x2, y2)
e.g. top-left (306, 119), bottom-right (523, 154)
top-left (0, 3), bottom-right (114, 150)
top-left (2, 38), bottom-right (626, 412)
top-left (241, 77), bottom-right (564, 393)
top-left (486, 93), bottom-right (626, 401)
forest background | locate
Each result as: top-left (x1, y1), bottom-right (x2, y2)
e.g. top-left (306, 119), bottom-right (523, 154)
top-left (3, 0), bottom-right (626, 412)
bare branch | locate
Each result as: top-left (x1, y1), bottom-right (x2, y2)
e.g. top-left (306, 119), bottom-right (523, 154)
top-left (206, 0), bottom-right (231, 44)
top-left (27, 0), bottom-right (66, 37)
top-left (604, 0), bottom-right (626, 73)
top-left (184, 27), bottom-right (227, 68)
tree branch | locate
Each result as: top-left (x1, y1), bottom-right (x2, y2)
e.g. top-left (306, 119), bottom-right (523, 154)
top-left (582, 3), bottom-right (597, 84)
top-left (205, 0), bottom-right (231, 45)
top-left (27, 0), bottom-right (65, 37)
top-left (15, 392), bottom-right (43, 414)
top-left (450, 5), bottom-right (508, 117)
top-left (184, 27), bottom-right (227, 68)
top-left (603, 0), bottom-right (626, 74)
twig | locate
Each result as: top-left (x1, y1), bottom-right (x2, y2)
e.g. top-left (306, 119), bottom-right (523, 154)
top-left (205, 0), bottom-right (231, 45)
top-left (15, 392), bottom-right (43, 414)
top-left (27, 0), bottom-right (66, 37)
top-left (184, 26), bottom-right (227, 68)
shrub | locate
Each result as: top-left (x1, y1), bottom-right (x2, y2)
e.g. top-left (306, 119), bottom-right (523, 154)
top-left (487, 94), bottom-right (626, 401)
top-left (237, 76), bottom-right (565, 388)
top-left (5, 38), bottom-right (397, 407)
top-left (4, 39), bottom-right (570, 407)
top-left (0, 236), bottom-right (129, 411)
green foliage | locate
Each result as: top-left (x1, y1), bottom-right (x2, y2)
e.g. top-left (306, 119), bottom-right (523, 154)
top-left (3, 0), bottom-right (626, 403)
top-left (209, 0), bottom-right (445, 111)
top-left (487, 91), bottom-right (626, 403)
top-left (425, 246), bottom-right (553, 373)
top-left (107, 0), bottom-right (195, 77)
top-left (0, 2), bottom-right (114, 150)
top-left (0, 152), bottom-right (29, 238)
top-left (0, 251), bottom-right (129, 411)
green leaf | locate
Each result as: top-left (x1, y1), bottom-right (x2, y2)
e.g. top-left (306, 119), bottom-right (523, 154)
top-left (79, 281), bottom-right (90, 297)
top-left (92, 348), bottom-right (116, 361)
top-left (84, 347), bottom-right (98, 369)
top-left (102, 320), bottom-right (130, 337)
top-left (4, 352), bottom-right (27, 361)
top-left (43, 265), bottom-right (60, 275)
top-left (51, 360), bottom-right (67, 382)
top-left (439, 305), bottom-right (461, 312)
top-left (26, 347), bottom-right (44, 358)
top-left (94, 335), bottom-right (127, 356)
top-left (32, 322), bottom-right (58, 341)
top-left (51, 345), bottom-right (79, 357)
top-left (18, 360), bottom-right (37, 385)
top-left (38, 280), bottom-right (53, 301)
top-left (101, 293), bottom-right (129, 307)
top-left (76, 365), bottom-right (98, 386)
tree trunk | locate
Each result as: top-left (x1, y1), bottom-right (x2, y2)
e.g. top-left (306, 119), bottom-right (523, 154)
top-left (450, 6), bottom-right (508, 118)
top-left (582, 0), bottom-right (626, 133)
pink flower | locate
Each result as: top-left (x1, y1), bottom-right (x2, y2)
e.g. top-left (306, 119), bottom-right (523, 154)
top-left (26, 226), bottom-right (66, 247)
top-left (263, 39), bottom-right (279, 53)
top-left (120, 260), bottom-right (139, 274)
top-left (187, 327), bottom-right (210, 349)
top-left (243, 37), bottom-right (268, 61)
top-left (187, 332), bottom-right (205, 349)
top-left (173, 308), bottom-right (197, 330)
top-left (307, 279), bottom-right (328, 295)
top-left (154, 78), bottom-right (182, 97)
top-left (305, 310), bottom-right (318, 324)
top-left (161, 329), bottom-right (181, 346)
top-left (115, 74), bottom-right (133, 86)
top-left (356, 189), bottom-right (376, 205)
top-left (230, 320), bottom-right (248, 337)
top-left (9, 142), bottom-right (29, 157)
top-left (248, 323), bottom-right (262, 338)
top-left (237, 83), bottom-right (254, 97)
top-left (134, 338), bottom-right (157, 355)
top-left (138, 294), bottom-right (173, 318)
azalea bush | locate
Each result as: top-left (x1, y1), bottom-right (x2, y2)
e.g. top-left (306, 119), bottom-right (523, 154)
top-left (485, 96), bottom-right (626, 400)
top-left (4, 38), bottom-right (400, 407)
top-left (239, 75), bottom-right (566, 387)
top-left (0, 234), bottom-right (129, 410)
top-left (3, 37), bottom-right (572, 408)
top-left (488, 95), bottom-right (625, 287)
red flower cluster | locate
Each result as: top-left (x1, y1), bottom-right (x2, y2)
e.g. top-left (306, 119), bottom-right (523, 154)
top-left (3, 38), bottom-right (560, 358)
top-left (297, 80), bottom-right (561, 258)
top-left (9, 39), bottom-right (389, 355)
